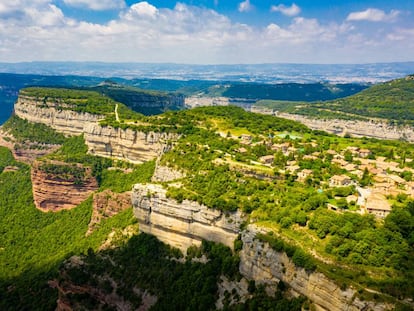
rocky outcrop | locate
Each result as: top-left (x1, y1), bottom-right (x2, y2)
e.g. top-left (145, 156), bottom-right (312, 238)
top-left (277, 112), bottom-right (414, 142)
top-left (132, 183), bottom-right (245, 253)
top-left (31, 160), bottom-right (98, 212)
top-left (14, 94), bottom-right (179, 163)
top-left (87, 190), bottom-right (132, 235)
top-left (151, 161), bottom-right (185, 182)
top-left (14, 95), bottom-right (103, 136)
top-left (239, 226), bottom-right (392, 311)
top-left (84, 124), bottom-right (177, 164)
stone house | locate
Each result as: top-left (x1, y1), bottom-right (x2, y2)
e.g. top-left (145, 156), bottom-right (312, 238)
top-left (329, 175), bottom-right (352, 187)
top-left (259, 155), bottom-right (275, 165)
top-left (365, 193), bottom-right (392, 218)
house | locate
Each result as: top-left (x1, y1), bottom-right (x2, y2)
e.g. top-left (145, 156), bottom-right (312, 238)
top-left (365, 193), bottom-right (392, 218)
top-left (332, 158), bottom-right (348, 167)
top-left (236, 147), bottom-right (248, 153)
top-left (374, 173), bottom-right (405, 186)
top-left (259, 155), bottom-right (275, 165)
top-left (272, 142), bottom-right (290, 154)
top-left (344, 163), bottom-right (357, 171)
top-left (303, 155), bottom-right (318, 160)
top-left (358, 149), bottom-right (372, 158)
top-left (240, 134), bottom-right (252, 144)
top-left (297, 169), bottom-right (313, 182)
top-left (329, 175), bottom-right (352, 187)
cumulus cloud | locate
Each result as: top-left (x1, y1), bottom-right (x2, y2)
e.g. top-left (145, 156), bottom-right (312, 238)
top-left (238, 0), bottom-right (253, 13)
top-left (346, 8), bottom-right (400, 22)
top-left (63, 0), bottom-right (125, 11)
top-left (270, 3), bottom-right (301, 17)
top-left (124, 2), bottom-right (158, 19)
top-left (0, 1), bottom-right (411, 64)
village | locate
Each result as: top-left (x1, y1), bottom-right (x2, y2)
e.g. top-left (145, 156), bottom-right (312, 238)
top-left (232, 132), bottom-right (414, 219)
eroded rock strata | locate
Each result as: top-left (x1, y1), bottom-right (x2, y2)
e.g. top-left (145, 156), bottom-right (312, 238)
top-left (132, 183), bottom-right (245, 253)
top-left (31, 160), bottom-right (98, 212)
top-left (277, 112), bottom-right (414, 142)
top-left (132, 184), bottom-right (393, 310)
top-left (239, 226), bottom-right (392, 311)
top-left (14, 95), bottom-right (179, 164)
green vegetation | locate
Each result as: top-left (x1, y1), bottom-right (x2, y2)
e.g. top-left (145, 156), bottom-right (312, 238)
top-left (0, 155), bottom-right (139, 309)
top-left (21, 87), bottom-right (117, 115)
top-left (0, 146), bottom-right (17, 173)
top-left (99, 160), bottom-right (155, 192)
top-left (156, 104), bottom-right (414, 302)
top-left (0, 127), bottom-right (155, 309)
top-left (39, 163), bottom-right (86, 184)
top-left (2, 115), bottom-right (66, 145)
top-left (91, 83), bottom-right (184, 115)
top-left (55, 234), bottom-right (305, 310)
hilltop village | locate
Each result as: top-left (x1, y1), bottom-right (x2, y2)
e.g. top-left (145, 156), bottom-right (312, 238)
top-left (231, 132), bottom-right (412, 219)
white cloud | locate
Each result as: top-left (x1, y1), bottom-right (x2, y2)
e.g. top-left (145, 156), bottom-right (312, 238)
top-left (0, 1), bottom-right (412, 64)
top-left (124, 2), bottom-right (158, 19)
top-left (238, 0), bottom-right (253, 13)
top-left (63, 0), bottom-right (125, 11)
top-left (270, 3), bottom-right (301, 17)
top-left (346, 8), bottom-right (400, 22)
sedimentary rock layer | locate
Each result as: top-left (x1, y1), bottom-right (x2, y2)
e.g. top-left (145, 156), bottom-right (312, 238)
top-left (132, 183), bottom-right (244, 253)
top-left (14, 95), bottom-right (179, 163)
top-left (31, 161), bottom-right (98, 212)
top-left (239, 226), bottom-right (392, 311)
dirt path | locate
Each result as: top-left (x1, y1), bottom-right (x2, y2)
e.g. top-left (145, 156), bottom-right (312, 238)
top-left (115, 104), bottom-right (120, 122)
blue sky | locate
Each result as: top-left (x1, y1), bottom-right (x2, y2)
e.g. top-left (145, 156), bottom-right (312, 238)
top-left (0, 0), bottom-right (413, 64)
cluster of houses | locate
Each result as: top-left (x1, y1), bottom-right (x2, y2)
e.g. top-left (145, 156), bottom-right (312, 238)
top-left (236, 135), bottom-right (413, 219)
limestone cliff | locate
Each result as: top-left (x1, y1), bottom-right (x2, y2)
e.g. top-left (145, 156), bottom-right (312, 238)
top-left (31, 160), bottom-right (98, 212)
top-left (132, 185), bottom-right (394, 310)
top-left (239, 226), bottom-right (392, 311)
top-left (131, 183), bottom-right (245, 253)
top-left (84, 124), bottom-right (177, 164)
top-left (14, 94), bottom-right (179, 163)
top-left (14, 95), bottom-right (103, 136)
top-left (277, 112), bottom-right (414, 142)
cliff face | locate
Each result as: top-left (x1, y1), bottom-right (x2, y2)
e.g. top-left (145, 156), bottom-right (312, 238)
top-left (131, 183), bottom-right (244, 253)
top-left (84, 124), bottom-right (177, 164)
top-left (277, 112), bottom-right (414, 142)
top-left (239, 226), bottom-right (391, 311)
top-left (131, 185), bottom-right (393, 310)
top-left (31, 161), bottom-right (98, 212)
top-left (14, 95), bottom-right (179, 163)
top-left (14, 95), bottom-right (103, 136)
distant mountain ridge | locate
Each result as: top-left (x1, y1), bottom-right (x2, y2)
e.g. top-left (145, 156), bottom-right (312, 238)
top-left (1, 61), bottom-right (414, 83)
top-left (0, 73), bottom-right (369, 124)
top-left (268, 74), bottom-right (414, 124)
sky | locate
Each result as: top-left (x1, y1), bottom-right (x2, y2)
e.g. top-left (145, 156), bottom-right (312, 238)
top-left (0, 0), bottom-right (413, 64)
